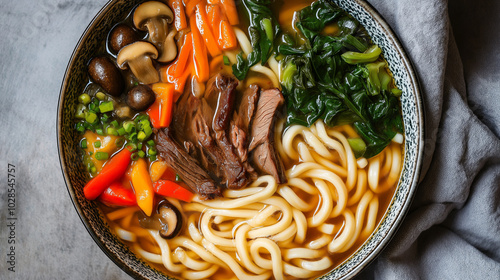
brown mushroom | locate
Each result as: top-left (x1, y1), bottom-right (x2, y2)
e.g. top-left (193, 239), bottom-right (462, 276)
top-left (137, 199), bottom-right (183, 240)
top-left (157, 29), bottom-right (178, 63)
top-left (133, 1), bottom-right (173, 50)
top-left (116, 41), bottom-right (159, 84)
top-left (108, 24), bottom-right (140, 53)
top-left (88, 56), bottom-right (124, 97)
top-left (126, 85), bottom-right (156, 111)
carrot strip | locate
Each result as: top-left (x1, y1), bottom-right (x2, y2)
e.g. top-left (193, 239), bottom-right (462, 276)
top-left (152, 83), bottom-right (175, 128)
top-left (207, 4), bottom-right (223, 47)
top-left (207, 0), bottom-right (220, 4)
top-left (168, 0), bottom-right (188, 31)
top-left (220, 0), bottom-right (239, 25)
top-left (146, 96), bottom-right (161, 129)
top-left (218, 19), bottom-right (237, 49)
top-left (173, 33), bottom-right (193, 78)
top-left (190, 17), bottom-right (210, 82)
top-left (195, 3), bottom-right (221, 57)
top-left (184, 0), bottom-right (201, 17)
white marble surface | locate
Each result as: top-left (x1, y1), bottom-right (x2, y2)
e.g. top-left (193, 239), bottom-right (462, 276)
top-left (1, 0), bottom-right (499, 279)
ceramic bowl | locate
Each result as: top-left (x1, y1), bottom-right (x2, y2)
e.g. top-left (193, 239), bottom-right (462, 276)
top-left (57, 0), bottom-right (424, 279)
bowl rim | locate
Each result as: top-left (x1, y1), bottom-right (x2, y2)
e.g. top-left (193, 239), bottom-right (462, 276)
top-left (57, 0), bottom-right (425, 279)
top-left (57, 0), bottom-right (146, 279)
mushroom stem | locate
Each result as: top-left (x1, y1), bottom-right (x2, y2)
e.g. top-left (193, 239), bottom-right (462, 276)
top-left (158, 29), bottom-right (178, 63)
top-left (128, 55), bottom-right (159, 84)
top-left (145, 17), bottom-right (169, 48)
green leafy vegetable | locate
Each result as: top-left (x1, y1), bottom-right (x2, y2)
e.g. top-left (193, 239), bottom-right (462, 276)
top-left (232, 0), bottom-right (280, 80)
top-left (278, 0), bottom-right (403, 158)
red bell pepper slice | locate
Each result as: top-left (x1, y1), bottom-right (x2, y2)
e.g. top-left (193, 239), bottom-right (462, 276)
top-left (153, 180), bottom-right (194, 202)
top-left (98, 181), bottom-right (137, 207)
top-left (83, 148), bottom-right (132, 200)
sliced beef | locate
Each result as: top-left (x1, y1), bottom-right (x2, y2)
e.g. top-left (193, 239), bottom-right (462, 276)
top-left (204, 74), bottom-right (248, 189)
top-left (248, 88), bottom-right (287, 184)
top-left (155, 129), bottom-right (221, 199)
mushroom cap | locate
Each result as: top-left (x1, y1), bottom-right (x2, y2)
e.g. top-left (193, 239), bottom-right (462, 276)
top-left (116, 41), bottom-right (158, 69)
top-left (133, 1), bottom-right (173, 30)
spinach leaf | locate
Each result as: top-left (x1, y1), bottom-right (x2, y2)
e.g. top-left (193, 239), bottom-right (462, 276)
top-left (232, 0), bottom-right (280, 80)
top-left (279, 0), bottom-right (403, 158)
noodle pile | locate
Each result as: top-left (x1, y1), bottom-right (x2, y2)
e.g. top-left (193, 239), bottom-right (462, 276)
top-left (107, 119), bottom-right (402, 280)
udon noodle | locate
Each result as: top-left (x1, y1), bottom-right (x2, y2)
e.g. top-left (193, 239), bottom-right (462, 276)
top-left (106, 119), bottom-right (401, 279)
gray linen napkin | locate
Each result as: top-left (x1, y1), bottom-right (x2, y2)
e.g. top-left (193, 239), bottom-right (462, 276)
top-left (355, 0), bottom-right (500, 279)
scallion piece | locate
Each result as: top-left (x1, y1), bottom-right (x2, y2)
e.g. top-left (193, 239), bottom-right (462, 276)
top-left (107, 127), bottom-right (118, 136)
top-left (90, 166), bottom-right (97, 174)
top-left (123, 121), bottom-right (135, 133)
top-left (94, 141), bottom-right (101, 148)
top-left (175, 174), bottom-right (182, 182)
top-left (148, 147), bottom-right (157, 156)
top-left (78, 93), bottom-right (91, 105)
top-left (138, 150), bottom-right (145, 158)
top-left (96, 91), bottom-right (106, 101)
top-left (111, 120), bottom-right (119, 128)
top-left (147, 140), bottom-right (155, 147)
top-left (148, 155), bottom-right (156, 162)
top-left (99, 101), bottom-right (114, 113)
top-left (94, 151), bottom-right (109, 161)
top-left (137, 131), bottom-right (147, 141)
top-left (80, 139), bottom-right (88, 149)
top-left (131, 152), bottom-right (139, 161)
top-left (223, 55), bottom-right (230, 65)
top-left (95, 128), bottom-right (104, 135)
top-left (117, 127), bottom-right (126, 136)
top-left (137, 142), bottom-right (143, 150)
top-left (100, 114), bottom-right (110, 123)
top-left (126, 143), bottom-right (137, 152)
top-left (75, 104), bottom-right (87, 119)
top-left (75, 122), bottom-right (86, 133)
top-left (85, 112), bottom-right (98, 124)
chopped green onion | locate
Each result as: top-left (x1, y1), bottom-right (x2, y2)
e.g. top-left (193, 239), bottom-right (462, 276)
top-left (117, 127), bottom-right (126, 136)
top-left (75, 122), bottom-right (86, 133)
top-left (131, 152), bottom-right (139, 161)
top-left (115, 137), bottom-right (125, 147)
top-left (96, 91), bottom-right (106, 101)
top-left (90, 166), bottom-right (97, 174)
top-left (148, 147), bottom-right (157, 156)
top-left (123, 121), bottom-right (135, 133)
top-left (89, 151), bottom-right (93, 156)
top-left (148, 155), bottom-right (157, 162)
top-left (95, 128), bottom-right (104, 135)
top-left (111, 120), bottom-right (119, 128)
top-left (107, 127), bottom-right (118, 136)
top-left (143, 125), bottom-right (153, 138)
top-left (175, 174), bottom-right (182, 182)
top-left (223, 55), bottom-right (230, 65)
top-left (126, 143), bottom-right (137, 152)
top-left (137, 150), bottom-right (145, 158)
top-left (78, 93), bottom-right (91, 105)
top-left (94, 151), bottom-right (109, 161)
top-left (137, 142), bottom-right (143, 150)
top-left (137, 131), bottom-right (147, 141)
top-left (128, 132), bottom-right (138, 142)
top-left (75, 104), bottom-right (87, 119)
top-left (147, 140), bottom-right (155, 147)
top-left (94, 141), bottom-right (101, 148)
top-left (85, 112), bottom-right (98, 124)
top-left (100, 114), bottom-right (110, 123)
top-left (80, 139), bottom-right (88, 149)
top-left (99, 101), bottom-right (114, 113)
